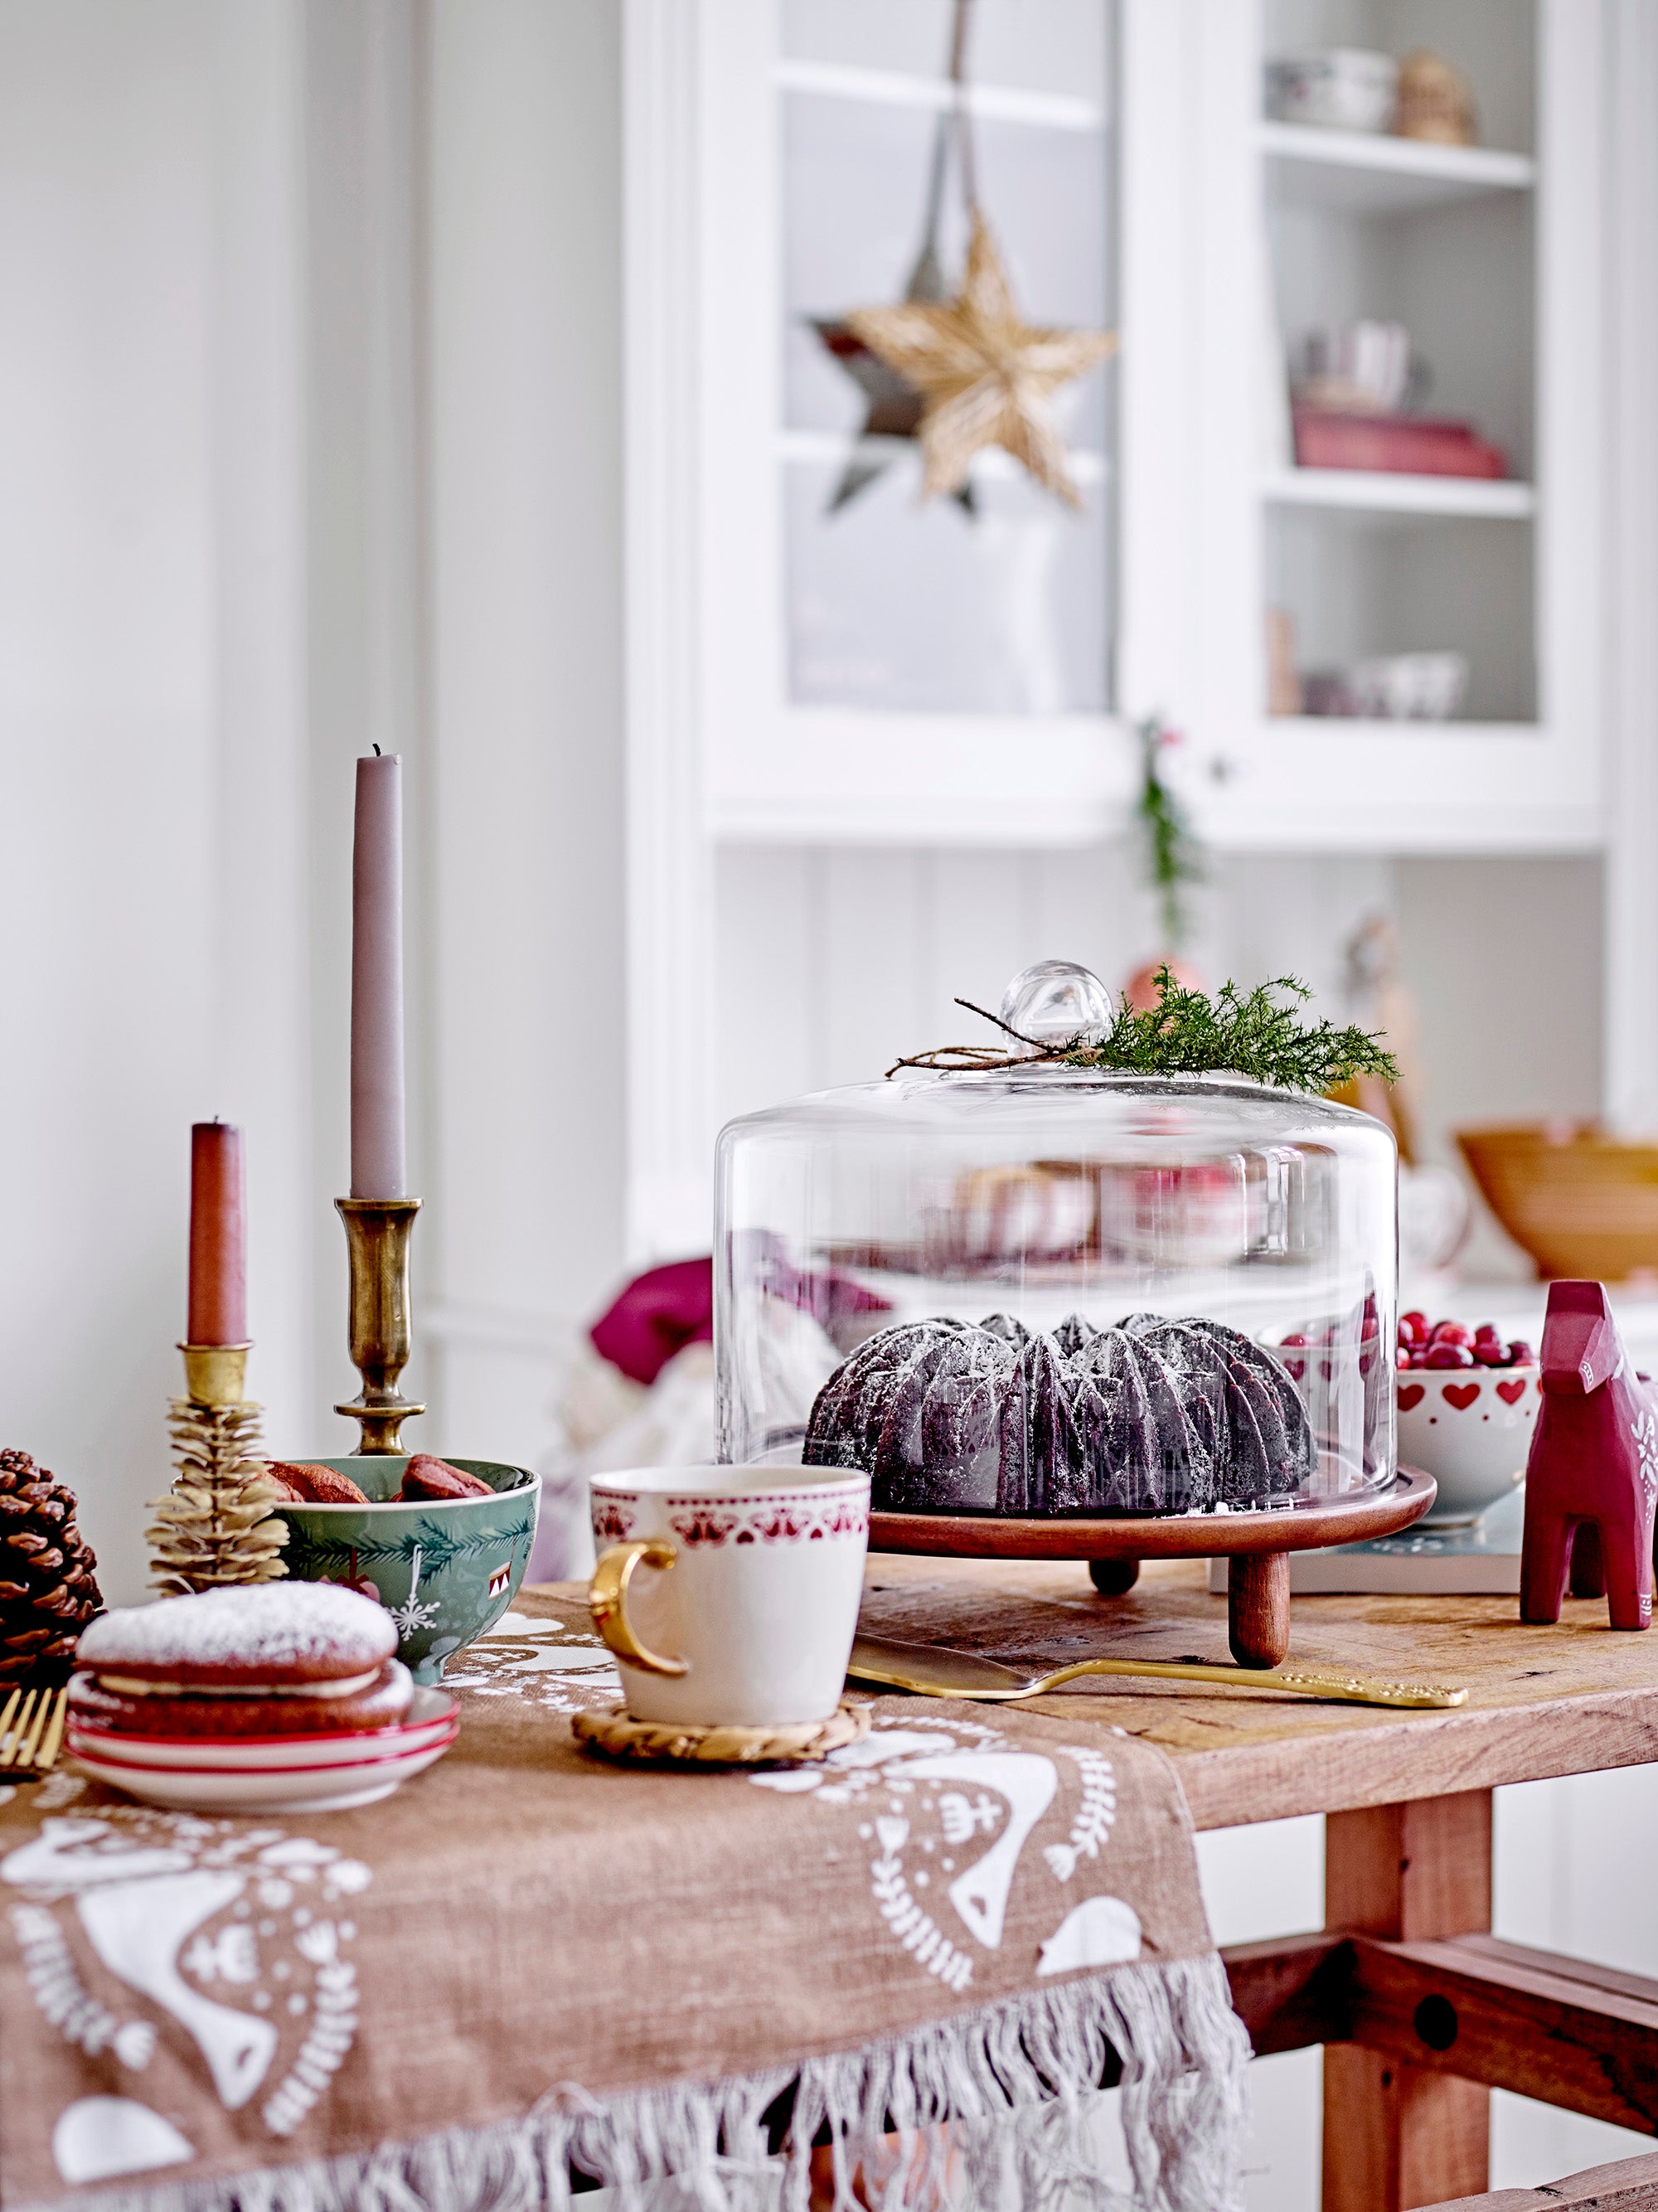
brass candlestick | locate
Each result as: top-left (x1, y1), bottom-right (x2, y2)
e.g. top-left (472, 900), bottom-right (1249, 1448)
top-left (147, 1342), bottom-right (289, 1594)
top-left (334, 1197), bottom-right (426, 1453)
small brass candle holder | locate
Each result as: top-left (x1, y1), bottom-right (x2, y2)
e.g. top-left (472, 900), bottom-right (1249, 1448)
top-left (179, 1341), bottom-right (251, 1409)
top-left (334, 1196), bottom-right (427, 1454)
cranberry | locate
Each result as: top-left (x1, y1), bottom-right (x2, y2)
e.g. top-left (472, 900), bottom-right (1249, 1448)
top-left (1397, 1349), bottom-right (1416, 1370)
top-left (1474, 1322), bottom-right (1502, 1343)
top-left (1280, 1332), bottom-right (1311, 1347)
top-left (1429, 1320), bottom-right (1473, 1349)
top-left (1472, 1339), bottom-right (1510, 1367)
top-left (1425, 1342), bottom-right (1475, 1368)
top-left (1506, 1339), bottom-right (1534, 1368)
top-left (1400, 1311), bottom-right (1428, 1345)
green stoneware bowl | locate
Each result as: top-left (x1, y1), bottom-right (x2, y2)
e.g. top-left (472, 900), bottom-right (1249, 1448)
top-left (276, 1458), bottom-right (540, 1685)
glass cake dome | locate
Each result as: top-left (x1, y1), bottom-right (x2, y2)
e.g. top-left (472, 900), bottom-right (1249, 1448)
top-left (715, 961), bottom-right (1397, 1516)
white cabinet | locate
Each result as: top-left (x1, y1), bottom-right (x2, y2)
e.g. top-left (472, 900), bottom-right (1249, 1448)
top-left (629, 0), bottom-right (1605, 857)
top-left (623, 0), bottom-right (1625, 1248)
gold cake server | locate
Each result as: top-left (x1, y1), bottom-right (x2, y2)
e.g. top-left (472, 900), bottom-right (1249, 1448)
top-left (848, 1633), bottom-right (1467, 1711)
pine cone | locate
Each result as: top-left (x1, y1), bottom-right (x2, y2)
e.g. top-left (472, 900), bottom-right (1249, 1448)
top-left (0, 1448), bottom-right (104, 1684)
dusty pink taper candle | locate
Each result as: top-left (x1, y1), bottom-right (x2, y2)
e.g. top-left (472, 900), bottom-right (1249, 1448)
top-left (187, 1121), bottom-right (247, 1344)
top-left (351, 751), bottom-right (407, 1198)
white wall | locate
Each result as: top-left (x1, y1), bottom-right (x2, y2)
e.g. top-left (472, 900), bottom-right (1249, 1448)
top-left (423, 0), bottom-right (627, 1464)
top-left (0, 0), bottom-right (316, 1604)
top-left (0, 0), bottom-right (632, 1594)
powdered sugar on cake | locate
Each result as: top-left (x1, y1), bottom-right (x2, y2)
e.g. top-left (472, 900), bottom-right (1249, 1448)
top-left (78, 1583), bottom-right (396, 1684)
top-left (805, 1309), bottom-right (1316, 1516)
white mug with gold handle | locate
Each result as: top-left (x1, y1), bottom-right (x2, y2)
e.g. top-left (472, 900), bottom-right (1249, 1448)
top-left (588, 1466), bottom-right (870, 1727)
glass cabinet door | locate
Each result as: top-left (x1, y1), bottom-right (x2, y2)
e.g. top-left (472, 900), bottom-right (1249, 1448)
top-left (778, 2), bottom-right (1118, 718)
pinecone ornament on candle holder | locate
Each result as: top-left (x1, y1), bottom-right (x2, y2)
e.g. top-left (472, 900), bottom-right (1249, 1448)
top-left (147, 1395), bottom-right (289, 1596)
top-left (0, 1449), bottom-right (104, 1683)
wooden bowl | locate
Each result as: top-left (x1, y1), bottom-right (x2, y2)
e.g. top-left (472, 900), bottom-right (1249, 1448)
top-left (1457, 1123), bottom-right (1658, 1280)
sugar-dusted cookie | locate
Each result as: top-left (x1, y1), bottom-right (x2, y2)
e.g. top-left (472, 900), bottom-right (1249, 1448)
top-left (76, 1581), bottom-right (396, 1690)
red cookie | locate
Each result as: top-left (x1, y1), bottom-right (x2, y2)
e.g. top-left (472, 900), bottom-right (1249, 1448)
top-left (400, 1454), bottom-right (493, 1501)
top-left (76, 1582), bottom-right (397, 1690)
top-left (267, 1460), bottom-right (371, 1506)
top-left (70, 1658), bottom-right (414, 1739)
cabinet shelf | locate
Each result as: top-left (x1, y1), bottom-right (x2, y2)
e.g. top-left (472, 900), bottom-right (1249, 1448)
top-left (1263, 468), bottom-right (1536, 520)
top-left (779, 426), bottom-right (1110, 488)
top-left (1260, 121), bottom-right (1536, 216)
top-left (774, 60), bottom-right (1103, 133)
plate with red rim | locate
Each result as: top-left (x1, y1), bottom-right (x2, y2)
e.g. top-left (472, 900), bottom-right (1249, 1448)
top-left (67, 1687), bottom-right (457, 1771)
top-left (67, 1689), bottom-right (458, 1810)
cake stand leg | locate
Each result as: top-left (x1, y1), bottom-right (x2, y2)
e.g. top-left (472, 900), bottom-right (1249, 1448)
top-left (1088, 1558), bottom-right (1140, 1597)
top-left (1228, 1552), bottom-right (1290, 1668)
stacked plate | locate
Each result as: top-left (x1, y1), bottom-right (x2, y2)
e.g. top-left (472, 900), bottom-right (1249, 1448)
top-left (68, 1687), bottom-right (458, 1813)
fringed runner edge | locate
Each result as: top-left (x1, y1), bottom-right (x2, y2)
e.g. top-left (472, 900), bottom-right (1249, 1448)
top-left (18, 1956), bottom-right (1249, 2212)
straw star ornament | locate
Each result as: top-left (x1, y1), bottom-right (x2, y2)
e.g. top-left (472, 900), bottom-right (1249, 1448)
top-left (846, 214), bottom-right (1116, 510)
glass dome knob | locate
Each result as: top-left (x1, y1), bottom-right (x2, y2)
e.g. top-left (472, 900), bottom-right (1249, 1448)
top-left (998, 959), bottom-right (1114, 1045)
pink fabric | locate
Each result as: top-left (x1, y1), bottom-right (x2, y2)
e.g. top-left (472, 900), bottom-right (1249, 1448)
top-left (589, 1259), bottom-right (713, 1386)
top-left (588, 1249), bottom-right (892, 1389)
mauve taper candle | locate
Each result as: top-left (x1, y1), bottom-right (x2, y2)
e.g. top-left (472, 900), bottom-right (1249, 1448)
top-left (187, 1121), bottom-right (247, 1344)
top-left (351, 751), bottom-right (407, 1198)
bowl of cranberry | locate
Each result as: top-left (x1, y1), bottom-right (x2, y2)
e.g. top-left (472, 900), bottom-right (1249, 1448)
top-left (1395, 1315), bottom-right (1539, 1525)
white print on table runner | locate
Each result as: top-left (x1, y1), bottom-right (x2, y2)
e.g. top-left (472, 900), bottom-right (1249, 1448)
top-left (1, 1787), bottom-right (371, 2184)
top-left (754, 1715), bottom-right (1141, 1992)
top-left (444, 1609), bottom-right (623, 1716)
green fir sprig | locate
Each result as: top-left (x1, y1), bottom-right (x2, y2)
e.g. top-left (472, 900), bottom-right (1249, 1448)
top-left (892, 969), bottom-right (1399, 1094)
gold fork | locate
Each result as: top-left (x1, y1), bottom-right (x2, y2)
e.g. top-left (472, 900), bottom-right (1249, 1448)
top-left (0, 1683), bottom-right (70, 1777)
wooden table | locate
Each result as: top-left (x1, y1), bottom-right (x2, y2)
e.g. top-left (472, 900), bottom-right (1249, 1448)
top-left (857, 1554), bottom-right (1658, 2212)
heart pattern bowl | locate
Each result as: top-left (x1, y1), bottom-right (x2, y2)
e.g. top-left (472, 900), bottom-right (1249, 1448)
top-left (1395, 1368), bottom-right (1540, 1525)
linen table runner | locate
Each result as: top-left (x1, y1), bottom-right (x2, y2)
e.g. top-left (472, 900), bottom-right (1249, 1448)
top-left (0, 1589), bottom-right (1247, 2212)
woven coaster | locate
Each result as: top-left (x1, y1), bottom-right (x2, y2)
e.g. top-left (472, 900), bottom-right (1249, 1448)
top-left (570, 1699), bottom-right (870, 1768)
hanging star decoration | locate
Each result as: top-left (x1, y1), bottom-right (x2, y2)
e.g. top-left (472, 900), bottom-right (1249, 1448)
top-left (809, 111), bottom-right (975, 516)
top-left (811, 259), bottom-right (974, 517)
top-left (846, 211), bottom-right (1115, 510)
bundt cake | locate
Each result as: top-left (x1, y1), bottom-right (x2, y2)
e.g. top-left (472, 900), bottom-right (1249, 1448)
top-left (803, 1312), bottom-right (1315, 1516)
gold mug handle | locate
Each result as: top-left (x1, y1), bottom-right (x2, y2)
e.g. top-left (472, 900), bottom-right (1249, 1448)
top-left (589, 1540), bottom-right (688, 1677)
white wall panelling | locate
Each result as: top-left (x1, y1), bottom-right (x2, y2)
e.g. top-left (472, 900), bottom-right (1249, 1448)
top-left (0, 0), bottom-right (318, 1599)
top-left (424, 0), bottom-right (627, 1454)
top-left (712, 842), bottom-right (1398, 1145)
top-left (1602, 0), bottom-right (1658, 1133)
top-left (215, 0), bottom-right (315, 1478)
top-left (2, 1), bottom-right (632, 1576)
top-left (303, 0), bottom-right (426, 1433)
top-left (623, 0), bottom-right (718, 1260)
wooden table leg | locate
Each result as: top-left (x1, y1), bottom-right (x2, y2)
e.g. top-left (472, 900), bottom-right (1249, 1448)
top-left (1322, 1791), bottom-right (1493, 2212)
top-left (1088, 1557), bottom-right (1140, 1596)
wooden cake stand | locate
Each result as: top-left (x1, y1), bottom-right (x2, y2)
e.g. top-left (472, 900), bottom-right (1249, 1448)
top-left (868, 1467), bottom-right (1437, 1668)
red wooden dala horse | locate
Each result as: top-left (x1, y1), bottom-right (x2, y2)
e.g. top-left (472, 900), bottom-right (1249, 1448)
top-left (1520, 1279), bottom-right (1658, 1630)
